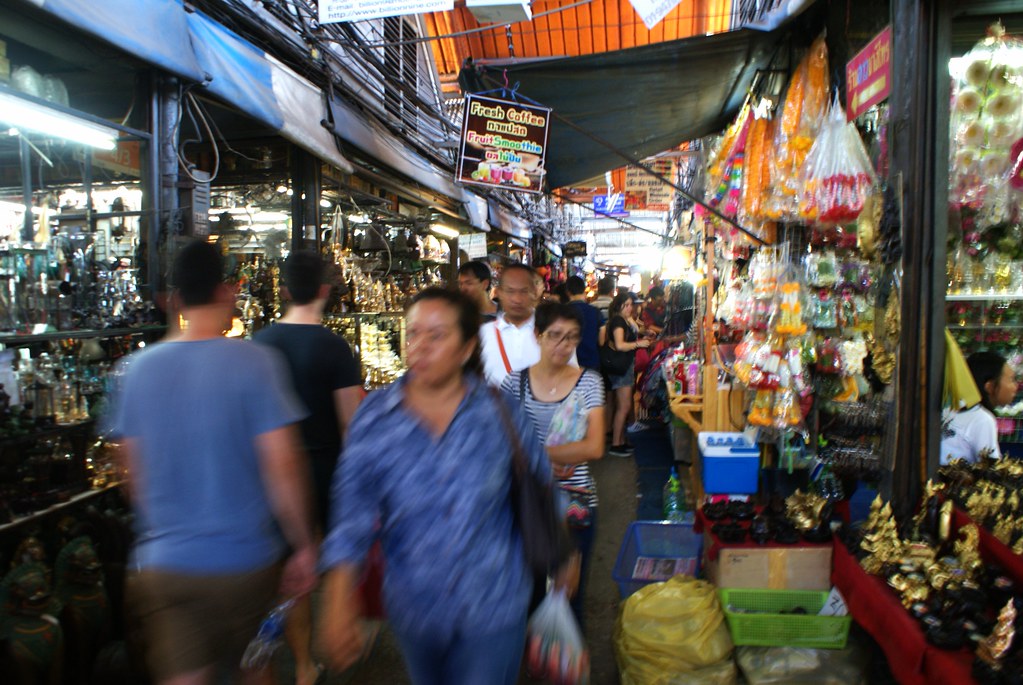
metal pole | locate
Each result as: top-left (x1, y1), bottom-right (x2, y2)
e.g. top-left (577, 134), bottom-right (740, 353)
top-left (19, 136), bottom-right (32, 242)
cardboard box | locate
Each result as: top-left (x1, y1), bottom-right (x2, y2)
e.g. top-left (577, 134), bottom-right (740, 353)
top-left (705, 545), bottom-right (833, 591)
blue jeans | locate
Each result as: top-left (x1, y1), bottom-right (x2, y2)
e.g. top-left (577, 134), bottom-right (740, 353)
top-left (569, 509), bottom-right (597, 629)
top-left (394, 614), bottom-right (528, 685)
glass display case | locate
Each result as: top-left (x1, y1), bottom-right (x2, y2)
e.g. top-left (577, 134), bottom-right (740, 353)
top-left (326, 312), bottom-right (406, 389)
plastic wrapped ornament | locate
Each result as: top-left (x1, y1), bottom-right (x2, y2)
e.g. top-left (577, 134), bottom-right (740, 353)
top-left (775, 282), bottom-right (808, 335)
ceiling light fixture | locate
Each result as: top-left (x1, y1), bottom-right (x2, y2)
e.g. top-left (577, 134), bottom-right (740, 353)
top-left (0, 89), bottom-right (118, 150)
top-left (430, 223), bottom-right (460, 240)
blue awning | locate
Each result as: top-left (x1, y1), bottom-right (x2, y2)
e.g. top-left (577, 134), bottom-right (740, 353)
top-left (22, 0), bottom-right (350, 172)
top-left (22, 0), bottom-right (499, 226)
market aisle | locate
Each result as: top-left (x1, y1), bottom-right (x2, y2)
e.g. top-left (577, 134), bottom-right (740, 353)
top-left (319, 449), bottom-right (638, 685)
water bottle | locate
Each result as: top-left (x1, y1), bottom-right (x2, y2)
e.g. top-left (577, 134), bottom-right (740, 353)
top-left (663, 467), bottom-right (686, 522)
top-left (240, 599), bottom-right (295, 669)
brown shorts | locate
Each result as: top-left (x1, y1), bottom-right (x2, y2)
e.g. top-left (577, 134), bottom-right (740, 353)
top-left (127, 563), bottom-right (280, 680)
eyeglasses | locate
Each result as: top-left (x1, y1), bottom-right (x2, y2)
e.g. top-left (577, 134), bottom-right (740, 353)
top-left (543, 331), bottom-right (581, 346)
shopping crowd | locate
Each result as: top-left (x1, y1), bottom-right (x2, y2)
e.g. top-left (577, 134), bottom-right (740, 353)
top-left (108, 241), bottom-right (666, 685)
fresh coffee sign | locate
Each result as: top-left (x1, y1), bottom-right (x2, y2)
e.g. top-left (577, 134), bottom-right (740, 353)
top-left (457, 94), bottom-right (551, 195)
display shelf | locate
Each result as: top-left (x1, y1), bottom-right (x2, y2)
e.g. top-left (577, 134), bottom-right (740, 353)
top-left (0, 324), bottom-right (165, 345)
top-left (947, 324), bottom-right (1023, 330)
top-left (0, 419), bottom-right (94, 449)
top-left (946, 293), bottom-right (1023, 301)
top-left (0, 481), bottom-right (122, 535)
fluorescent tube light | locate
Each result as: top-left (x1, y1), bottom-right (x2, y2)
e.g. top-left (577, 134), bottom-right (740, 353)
top-left (430, 223), bottom-right (460, 239)
top-left (0, 90), bottom-right (118, 150)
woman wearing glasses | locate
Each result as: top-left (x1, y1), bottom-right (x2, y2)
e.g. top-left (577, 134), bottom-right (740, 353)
top-left (501, 302), bottom-right (605, 625)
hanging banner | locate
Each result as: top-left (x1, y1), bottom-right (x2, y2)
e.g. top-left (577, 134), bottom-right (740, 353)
top-left (593, 193), bottom-right (628, 217)
top-left (459, 232), bottom-right (487, 259)
top-left (625, 159), bottom-right (675, 211)
top-left (846, 26), bottom-right (892, 120)
top-left (457, 94), bottom-right (550, 195)
top-left (318, 0), bottom-right (453, 24)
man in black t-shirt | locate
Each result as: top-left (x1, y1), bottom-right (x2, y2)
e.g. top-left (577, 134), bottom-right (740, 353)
top-left (254, 250), bottom-right (363, 685)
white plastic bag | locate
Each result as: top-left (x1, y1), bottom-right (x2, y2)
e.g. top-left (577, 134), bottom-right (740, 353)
top-left (525, 589), bottom-right (590, 685)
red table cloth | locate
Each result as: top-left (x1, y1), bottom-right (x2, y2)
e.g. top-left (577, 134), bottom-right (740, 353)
top-left (832, 541), bottom-right (976, 685)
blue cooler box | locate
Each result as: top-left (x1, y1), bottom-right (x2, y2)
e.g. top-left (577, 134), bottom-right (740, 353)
top-left (699, 431), bottom-right (760, 494)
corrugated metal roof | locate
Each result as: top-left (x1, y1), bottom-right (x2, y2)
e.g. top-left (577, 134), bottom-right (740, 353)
top-left (424, 0), bottom-right (736, 88)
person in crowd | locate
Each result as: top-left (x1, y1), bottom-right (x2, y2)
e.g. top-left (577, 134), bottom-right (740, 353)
top-left (108, 240), bottom-right (317, 685)
top-left (480, 263), bottom-right (543, 386)
top-left (501, 302), bottom-right (604, 624)
top-left (253, 250), bottom-right (364, 685)
top-left (318, 288), bottom-right (574, 684)
top-left (565, 276), bottom-right (601, 371)
top-left (606, 292), bottom-right (650, 456)
top-left (457, 260), bottom-right (498, 322)
top-left (641, 286), bottom-right (667, 336)
top-left (941, 351), bottom-right (1018, 464)
top-left (592, 275), bottom-right (616, 322)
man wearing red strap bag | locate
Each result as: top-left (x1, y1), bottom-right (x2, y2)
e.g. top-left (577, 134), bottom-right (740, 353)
top-left (480, 263), bottom-right (542, 387)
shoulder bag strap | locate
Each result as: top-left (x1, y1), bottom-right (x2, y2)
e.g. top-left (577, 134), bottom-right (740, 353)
top-left (494, 326), bottom-right (513, 374)
top-left (519, 369), bottom-right (528, 405)
top-left (491, 387), bottom-right (528, 478)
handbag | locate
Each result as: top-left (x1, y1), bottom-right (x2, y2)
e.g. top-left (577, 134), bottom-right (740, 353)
top-left (492, 388), bottom-right (573, 575)
top-left (600, 334), bottom-right (632, 376)
top-left (561, 485), bottom-right (594, 529)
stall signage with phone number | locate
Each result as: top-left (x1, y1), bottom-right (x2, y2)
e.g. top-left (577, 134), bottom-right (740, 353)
top-left (457, 94), bottom-right (551, 195)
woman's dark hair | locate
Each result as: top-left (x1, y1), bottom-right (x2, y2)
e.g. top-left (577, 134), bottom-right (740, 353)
top-left (968, 350), bottom-right (1009, 411)
top-left (535, 302), bottom-right (583, 336)
top-left (608, 292), bottom-right (632, 321)
top-left (408, 287), bottom-right (483, 375)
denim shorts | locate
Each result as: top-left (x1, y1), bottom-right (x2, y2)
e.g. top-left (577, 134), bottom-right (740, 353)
top-left (607, 359), bottom-right (635, 389)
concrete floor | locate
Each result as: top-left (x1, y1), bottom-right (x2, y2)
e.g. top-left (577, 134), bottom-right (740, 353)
top-left (312, 448), bottom-right (639, 685)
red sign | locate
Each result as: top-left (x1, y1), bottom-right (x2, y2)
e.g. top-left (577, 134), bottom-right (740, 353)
top-left (846, 26), bottom-right (892, 120)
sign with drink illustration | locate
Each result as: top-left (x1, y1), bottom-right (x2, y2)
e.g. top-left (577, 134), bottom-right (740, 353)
top-left (456, 94), bottom-right (551, 195)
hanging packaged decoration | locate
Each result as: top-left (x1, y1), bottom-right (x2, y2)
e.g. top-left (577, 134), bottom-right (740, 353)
top-left (765, 34), bottom-right (830, 221)
top-left (798, 99), bottom-right (878, 224)
top-left (949, 24), bottom-right (1023, 228)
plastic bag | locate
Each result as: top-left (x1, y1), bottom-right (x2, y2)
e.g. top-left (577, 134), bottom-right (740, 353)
top-left (736, 644), bottom-right (867, 685)
top-left (798, 99), bottom-right (877, 224)
top-left (949, 26), bottom-right (1023, 215)
top-left (526, 589), bottom-right (590, 685)
top-left (615, 575), bottom-right (736, 685)
top-left (766, 35), bottom-right (830, 221)
top-left (240, 599), bottom-right (294, 669)
top-left (546, 391), bottom-right (589, 446)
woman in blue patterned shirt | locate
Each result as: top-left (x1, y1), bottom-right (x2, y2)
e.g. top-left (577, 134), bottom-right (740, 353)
top-left (318, 288), bottom-right (564, 684)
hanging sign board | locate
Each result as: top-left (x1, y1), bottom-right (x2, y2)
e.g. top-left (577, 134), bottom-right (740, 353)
top-left (457, 94), bottom-right (550, 195)
top-left (318, 0), bottom-right (452, 23)
top-left (459, 232), bottom-right (488, 259)
top-left (846, 26), bottom-right (892, 120)
top-left (593, 193), bottom-right (628, 217)
top-left (625, 159), bottom-right (675, 211)
top-left (628, 0), bottom-right (683, 30)
top-left (563, 240), bottom-right (587, 258)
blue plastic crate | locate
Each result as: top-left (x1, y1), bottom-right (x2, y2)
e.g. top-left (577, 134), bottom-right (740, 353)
top-left (612, 521), bottom-right (702, 598)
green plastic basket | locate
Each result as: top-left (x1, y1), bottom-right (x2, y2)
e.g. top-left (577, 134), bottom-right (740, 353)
top-left (718, 589), bottom-right (852, 649)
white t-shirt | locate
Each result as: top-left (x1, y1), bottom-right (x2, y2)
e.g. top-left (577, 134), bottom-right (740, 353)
top-left (480, 313), bottom-right (541, 387)
top-left (940, 405), bottom-right (1001, 465)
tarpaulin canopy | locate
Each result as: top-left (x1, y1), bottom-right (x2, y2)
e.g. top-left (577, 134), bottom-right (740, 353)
top-left (460, 24), bottom-right (807, 189)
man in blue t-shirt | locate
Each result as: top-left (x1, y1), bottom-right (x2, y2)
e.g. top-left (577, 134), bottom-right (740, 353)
top-left (566, 276), bottom-right (601, 370)
top-left (108, 241), bottom-right (317, 685)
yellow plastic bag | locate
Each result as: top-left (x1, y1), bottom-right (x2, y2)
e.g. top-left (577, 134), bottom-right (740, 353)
top-left (615, 576), bottom-right (736, 685)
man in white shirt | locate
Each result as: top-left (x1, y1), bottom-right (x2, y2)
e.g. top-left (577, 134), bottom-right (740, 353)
top-left (480, 263), bottom-right (541, 386)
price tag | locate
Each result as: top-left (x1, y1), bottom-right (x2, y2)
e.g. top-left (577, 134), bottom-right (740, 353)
top-left (819, 587), bottom-right (849, 617)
